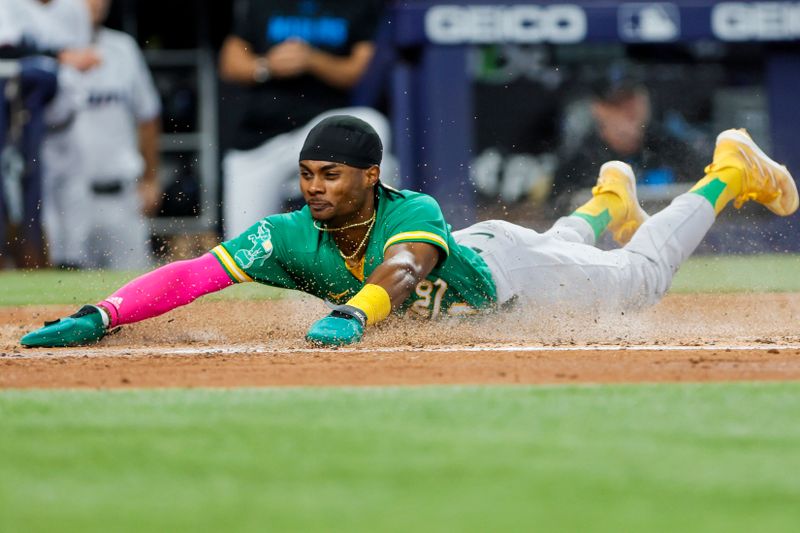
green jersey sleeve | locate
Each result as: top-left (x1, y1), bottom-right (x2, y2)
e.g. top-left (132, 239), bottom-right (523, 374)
top-left (382, 193), bottom-right (450, 257)
top-left (211, 217), bottom-right (298, 289)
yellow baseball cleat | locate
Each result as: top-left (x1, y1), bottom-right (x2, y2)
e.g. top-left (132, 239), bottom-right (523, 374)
top-left (591, 161), bottom-right (649, 245)
top-left (708, 129), bottom-right (799, 216)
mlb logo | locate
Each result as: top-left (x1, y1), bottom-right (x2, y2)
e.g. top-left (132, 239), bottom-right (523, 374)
top-left (619, 3), bottom-right (680, 42)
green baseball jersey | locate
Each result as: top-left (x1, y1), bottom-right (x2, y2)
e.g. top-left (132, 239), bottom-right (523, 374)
top-left (211, 187), bottom-right (497, 318)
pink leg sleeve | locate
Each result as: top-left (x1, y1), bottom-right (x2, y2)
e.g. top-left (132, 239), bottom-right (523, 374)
top-left (98, 253), bottom-right (234, 327)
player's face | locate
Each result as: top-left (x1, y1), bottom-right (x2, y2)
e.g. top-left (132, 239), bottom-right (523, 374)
top-left (299, 161), bottom-right (378, 221)
top-left (592, 90), bottom-right (650, 156)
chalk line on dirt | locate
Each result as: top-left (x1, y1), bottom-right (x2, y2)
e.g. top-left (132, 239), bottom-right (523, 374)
top-left (6, 343), bottom-right (800, 359)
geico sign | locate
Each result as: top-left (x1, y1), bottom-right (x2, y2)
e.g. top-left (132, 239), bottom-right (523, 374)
top-left (425, 5), bottom-right (587, 44)
top-left (712, 2), bottom-right (800, 40)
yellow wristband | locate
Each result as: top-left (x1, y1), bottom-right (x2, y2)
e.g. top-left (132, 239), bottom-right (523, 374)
top-left (346, 284), bottom-right (391, 326)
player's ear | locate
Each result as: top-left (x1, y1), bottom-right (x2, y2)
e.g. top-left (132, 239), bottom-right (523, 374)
top-left (365, 165), bottom-right (380, 187)
top-left (590, 100), bottom-right (606, 120)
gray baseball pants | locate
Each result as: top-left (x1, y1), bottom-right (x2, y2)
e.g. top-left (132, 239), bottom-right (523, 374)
top-left (453, 192), bottom-right (714, 313)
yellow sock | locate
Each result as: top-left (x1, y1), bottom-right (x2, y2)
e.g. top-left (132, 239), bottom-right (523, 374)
top-left (689, 166), bottom-right (743, 214)
top-left (572, 192), bottom-right (625, 239)
top-left (575, 192), bottom-right (626, 222)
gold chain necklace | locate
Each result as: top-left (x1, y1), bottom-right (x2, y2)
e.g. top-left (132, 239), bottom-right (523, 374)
top-left (336, 215), bottom-right (376, 261)
top-left (313, 212), bottom-right (376, 232)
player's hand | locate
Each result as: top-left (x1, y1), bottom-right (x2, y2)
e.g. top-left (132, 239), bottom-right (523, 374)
top-left (306, 306), bottom-right (365, 347)
top-left (58, 48), bottom-right (102, 71)
top-left (138, 180), bottom-right (162, 217)
top-left (266, 39), bottom-right (312, 78)
top-left (20, 305), bottom-right (108, 348)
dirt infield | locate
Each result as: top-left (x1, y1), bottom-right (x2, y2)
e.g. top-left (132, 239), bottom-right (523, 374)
top-left (2, 293), bottom-right (799, 389)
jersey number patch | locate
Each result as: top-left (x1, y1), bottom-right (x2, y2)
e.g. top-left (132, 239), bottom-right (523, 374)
top-left (411, 278), bottom-right (448, 319)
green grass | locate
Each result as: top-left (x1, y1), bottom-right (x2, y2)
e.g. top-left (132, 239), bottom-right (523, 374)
top-left (2, 254), bottom-right (800, 306)
top-left (669, 254), bottom-right (800, 293)
top-left (1, 384), bottom-right (799, 532)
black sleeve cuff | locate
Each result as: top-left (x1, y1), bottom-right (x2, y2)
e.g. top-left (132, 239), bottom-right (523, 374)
top-left (330, 304), bottom-right (367, 327)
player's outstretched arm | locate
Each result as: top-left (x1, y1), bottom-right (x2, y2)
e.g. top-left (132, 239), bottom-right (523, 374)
top-left (306, 242), bottom-right (440, 347)
top-left (20, 253), bottom-right (234, 348)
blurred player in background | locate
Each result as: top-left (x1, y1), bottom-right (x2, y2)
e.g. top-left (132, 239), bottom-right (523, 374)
top-left (218, 0), bottom-right (391, 238)
top-left (552, 63), bottom-right (705, 213)
top-left (0, 0), bottom-right (91, 54)
top-left (42, 0), bottom-right (161, 270)
top-left (19, 116), bottom-right (799, 349)
top-left (0, 0), bottom-right (98, 267)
